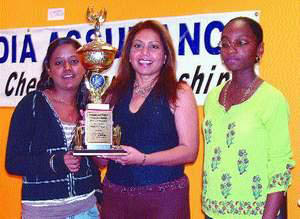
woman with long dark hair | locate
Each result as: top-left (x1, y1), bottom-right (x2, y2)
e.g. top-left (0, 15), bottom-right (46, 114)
top-left (6, 37), bottom-right (102, 218)
top-left (101, 20), bottom-right (199, 219)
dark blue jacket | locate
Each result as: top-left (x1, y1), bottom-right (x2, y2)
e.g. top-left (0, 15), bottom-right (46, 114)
top-left (6, 91), bottom-right (101, 201)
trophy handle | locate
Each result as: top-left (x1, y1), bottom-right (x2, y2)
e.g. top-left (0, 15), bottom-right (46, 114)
top-left (112, 124), bottom-right (122, 148)
top-left (73, 121), bottom-right (85, 150)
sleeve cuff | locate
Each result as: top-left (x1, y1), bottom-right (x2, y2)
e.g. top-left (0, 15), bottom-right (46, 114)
top-left (268, 163), bottom-right (294, 193)
top-left (52, 151), bottom-right (70, 175)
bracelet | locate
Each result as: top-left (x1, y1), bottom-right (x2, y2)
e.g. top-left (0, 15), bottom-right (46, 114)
top-left (141, 153), bottom-right (147, 166)
top-left (49, 154), bottom-right (56, 173)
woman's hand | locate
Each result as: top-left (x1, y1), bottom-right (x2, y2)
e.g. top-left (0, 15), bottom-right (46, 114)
top-left (79, 109), bottom-right (85, 121)
top-left (109, 146), bottom-right (145, 166)
top-left (64, 151), bottom-right (81, 172)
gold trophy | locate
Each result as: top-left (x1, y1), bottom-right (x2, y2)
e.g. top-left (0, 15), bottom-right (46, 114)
top-left (73, 7), bottom-right (126, 156)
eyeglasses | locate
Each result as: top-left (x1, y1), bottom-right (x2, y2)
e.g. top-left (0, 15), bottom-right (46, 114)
top-left (218, 39), bottom-right (252, 49)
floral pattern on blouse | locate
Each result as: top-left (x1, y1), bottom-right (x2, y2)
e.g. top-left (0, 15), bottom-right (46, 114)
top-left (203, 171), bottom-right (208, 196)
top-left (252, 175), bottom-right (263, 200)
top-left (237, 149), bottom-right (249, 175)
top-left (226, 122), bottom-right (236, 148)
top-left (269, 164), bottom-right (293, 189)
top-left (204, 120), bottom-right (213, 144)
top-left (202, 197), bottom-right (265, 216)
top-left (220, 173), bottom-right (232, 199)
top-left (202, 82), bottom-right (295, 219)
top-left (211, 147), bottom-right (221, 171)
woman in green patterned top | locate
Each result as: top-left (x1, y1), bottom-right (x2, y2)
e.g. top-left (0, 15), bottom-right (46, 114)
top-left (202, 17), bottom-right (295, 219)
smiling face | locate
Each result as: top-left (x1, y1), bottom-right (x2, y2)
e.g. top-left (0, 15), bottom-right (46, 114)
top-left (48, 44), bottom-right (85, 91)
top-left (220, 19), bottom-right (263, 73)
top-left (129, 28), bottom-right (166, 78)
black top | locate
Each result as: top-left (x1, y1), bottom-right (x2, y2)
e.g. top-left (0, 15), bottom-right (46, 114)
top-left (106, 84), bottom-right (184, 186)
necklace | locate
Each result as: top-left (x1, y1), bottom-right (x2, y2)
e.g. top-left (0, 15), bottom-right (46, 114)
top-left (133, 80), bottom-right (156, 97)
top-left (48, 90), bottom-right (76, 106)
top-left (52, 97), bottom-right (75, 106)
top-left (223, 77), bottom-right (259, 110)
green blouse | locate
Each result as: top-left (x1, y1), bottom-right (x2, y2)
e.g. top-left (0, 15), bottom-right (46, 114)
top-left (202, 81), bottom-right (295, 219)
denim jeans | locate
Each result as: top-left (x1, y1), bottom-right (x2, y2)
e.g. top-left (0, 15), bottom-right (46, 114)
top-left (67, 205), bottom-right (100, 219)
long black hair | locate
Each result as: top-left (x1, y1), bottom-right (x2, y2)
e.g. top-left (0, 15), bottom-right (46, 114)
top-left (103, 20), bottom-right (181, 107)
top-left (36, 37), bottom-right (88, 112)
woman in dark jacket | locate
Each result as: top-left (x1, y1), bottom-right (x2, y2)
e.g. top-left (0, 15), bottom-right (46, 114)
top-left (6, 37), bottom-right (102, 218)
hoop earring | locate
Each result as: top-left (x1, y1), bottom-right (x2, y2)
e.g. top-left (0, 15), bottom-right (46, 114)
top-left (47, 76), bottom-right (53, 87)
top-left (255, 56), bottom-right (260, 63)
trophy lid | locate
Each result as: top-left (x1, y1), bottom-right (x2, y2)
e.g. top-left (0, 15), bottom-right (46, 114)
top-left (77, 7), bottom-right (117, 71)
top-left (77, 37), bottom-right (117, 71)
top-left (77, 7), bottom-right (117, 53)
top-left (77, 37), bottom-right (117, 53)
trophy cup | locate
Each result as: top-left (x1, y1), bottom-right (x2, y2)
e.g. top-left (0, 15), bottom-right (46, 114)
top-left (73, 7), bottom-right (126, 156)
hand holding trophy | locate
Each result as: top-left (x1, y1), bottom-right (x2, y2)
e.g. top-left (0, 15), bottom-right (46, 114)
top-left (73, 7), bottom-right (126, 156)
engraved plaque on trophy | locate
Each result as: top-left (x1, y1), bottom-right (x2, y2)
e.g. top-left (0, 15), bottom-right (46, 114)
top-left (73, 7), bottom-right (126, 156)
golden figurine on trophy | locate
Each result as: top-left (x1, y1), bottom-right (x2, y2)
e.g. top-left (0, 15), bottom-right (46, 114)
top-left (73, 7), bottom-right (126, 156)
